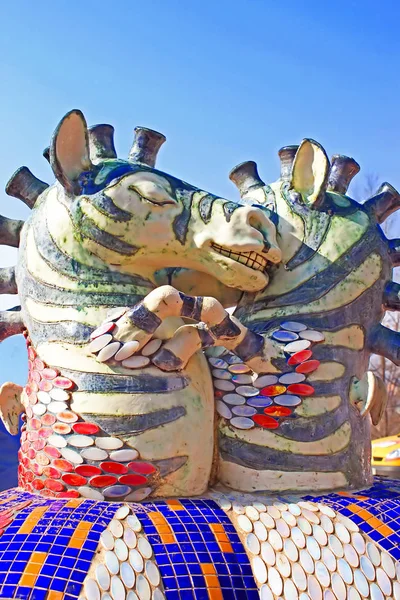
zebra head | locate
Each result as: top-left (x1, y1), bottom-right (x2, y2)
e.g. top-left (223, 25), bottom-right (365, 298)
top-left (37, 110), bottom-right (281, 292)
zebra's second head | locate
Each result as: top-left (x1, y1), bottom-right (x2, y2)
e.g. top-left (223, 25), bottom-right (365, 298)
top-left (34, 110), bottom-right (281, 292)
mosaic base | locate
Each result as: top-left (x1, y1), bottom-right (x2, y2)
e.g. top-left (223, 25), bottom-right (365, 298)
top-left (0, 477), bottom-right (399, 599)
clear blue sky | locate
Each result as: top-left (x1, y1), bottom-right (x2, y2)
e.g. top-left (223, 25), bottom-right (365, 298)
top-left (0, 0), bottom-right (399, 399)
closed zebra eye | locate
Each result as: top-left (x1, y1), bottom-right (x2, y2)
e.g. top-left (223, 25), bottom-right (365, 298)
top-left (128, 181), bottom-right (177, 206)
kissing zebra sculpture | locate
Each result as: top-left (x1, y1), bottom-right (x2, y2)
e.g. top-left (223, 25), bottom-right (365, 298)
top-left (0, 110), bottom-right (399, 600)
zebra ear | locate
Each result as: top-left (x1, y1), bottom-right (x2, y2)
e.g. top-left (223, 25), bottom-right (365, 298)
top-left (290, 139), bottom-right (330, 208)
top-left (50, 109), bottom-right (93, 195)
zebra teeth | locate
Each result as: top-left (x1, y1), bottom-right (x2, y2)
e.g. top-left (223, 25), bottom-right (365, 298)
top-left (211, 243), bottom-right (269, 273)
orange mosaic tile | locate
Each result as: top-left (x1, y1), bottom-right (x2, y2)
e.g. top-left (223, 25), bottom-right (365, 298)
top-left (209, 523), bottom-right (233, 553)
top-left (201, 563), bottom-right (223, 600)
top-left (19, 551), bottom-right (47, 587)
top-left (18, 506), bottom-right (48, 534)
top-left (148, 511), bottom-right (176, 544)
top-left (68, 520), bottom-right (92, 549)
top-left (166, 499), bottom-right (184, 511)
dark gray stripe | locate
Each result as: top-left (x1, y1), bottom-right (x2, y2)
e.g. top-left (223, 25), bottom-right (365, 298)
top-left (29, 318), bottom-right (92, 344)
top-left (172, 190), bottom-right (194, 245)
top-left (273, 401), bottom-right (348, 442)
top-left (33, 202), bottom-right (146, 286)
top-left (20, 271), bottom-right (147, 308)
top-left (128, 303), bottom-right (162, 333)
top-left (235, 330), bottom-right (264, 361)
top-left (80, 215), bottom-right (139, 255)
top-left (219, 431), bottom-right (349, 472)
top-left (82, 406), bottom-right (186, 436)
top-left (263, 227), bottom-right (379, 309)
top-left (246, 278), bottom-right (383, 334)
top-left (223, 201), bottom-right (241, 222)
top-left (210, 315), bottom-right (241, 339)
top-left (198, 194), bottom-right (218, 224)
top-left (179, 293), bottom-right (203, 320)
top-left (90, 192), bottom-right (133, 221)
top-left (61, 369), bottom-right (189, 394)
top-left (34, 220), bottom-right (146, 285)
top-left (152, 348), bottom-right (184, 371)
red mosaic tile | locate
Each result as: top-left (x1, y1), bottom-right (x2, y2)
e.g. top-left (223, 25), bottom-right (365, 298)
top-left (25, 385), bottom-right (33, 396)
top-left (0, 518), bottom-right (12, 529)
top-left (41, 414), bottom-right (56, 426)
top-left (44, 445), bottom-right (61, 459)
top-left (214, 390), bottom-right (225, 398)
top-left (28, 431), bottom-right (39, 442)
top-left (42, 368), bottom-right (58, 380)
top-left (27, 448), bottom-right (36, 460)
top-left (90, 475), bottom-right (118, 488)
top-left (53, 376), bottom-right (74, 390)
top-left (43, 467), bottom-right (61, 479)
top-left (295, 360), bottom-right (320, 374)
top-left (264, 406), bottom-right (292, 417)
top-left (287, 383), bottom-right (315, 396)
top-left (32, 439), bottom-right (46, 451)
top-left (101, 462), bottom-right (128, 475)
top-left (34, 358), bottom-right (45, 371)
top-left (259, 384), bottom-right (287, 397)
top-left (38, 380), bottom-right (53, 392)
top-left (52, 423), bottom-right (72, 435)
top-left (36, 453), bottom-right (50, 466)
top-left (119, 474), bottom-right (148, 486)
top-left (44, 479), bottom-right (65, 492)
top-left (57, 411), bottom-right (78, 424)
top-left (57, 490), bottom-right (80, 498)
top-left (32, 479), bottom-right (44, 491)
top-left (31, 371), bottom-right (41, 384)
top-left (75, 465), bottom-right (102, 478)
top-left (30, 418), bottom-right (41, 431)
top-left (52, 459), bottom-right (74, 472)
top-left (90, 322), bottom-right (116, 339)
top-left (38, 428), bottom-right (52, 438)
top-left (25, 470), bottom-right (34, 482)
top-left (72, 422), bottom-right (100, 435)
top-left (252, 414), bottom-right (280, 429)
top-left (29, 393), bottom-right (38, 406)
top-left (128, 461), bottom-right (157, 475)
top-left (28, 347), bottom-right (37, 361)
top-left (62, 473), bottom-right (87, 487)
top-left (287, 349), bottom-right (313, 365)
top-left (31, 463), bottom-right (43, 476)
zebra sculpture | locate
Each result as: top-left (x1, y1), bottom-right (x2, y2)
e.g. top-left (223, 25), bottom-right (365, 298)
top-left (0, 109), bottom-right (399, 600)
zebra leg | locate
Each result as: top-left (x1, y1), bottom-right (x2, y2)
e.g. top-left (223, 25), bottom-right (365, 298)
top-left (89, 285), bottom-right (283, 372)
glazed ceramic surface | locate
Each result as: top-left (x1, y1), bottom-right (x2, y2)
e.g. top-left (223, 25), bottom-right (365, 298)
top-left (0, 110), bottom-right (399, 599)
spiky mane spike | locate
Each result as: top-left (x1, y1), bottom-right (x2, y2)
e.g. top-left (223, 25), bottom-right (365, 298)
top-left (0, 216), bottom-right (24, 248)
top-left (0, 308), bottom-right (24, 342)
top-left (368, 324), bottom-right (400, 366)
top-left (383, 281), bottom-right (400, 311)
top-left (327, 155), bottom-right (360, 194)
top-left (5, 167), bottom-right (49, 209)
top-left (229, 161), bottom-right (265, 197)
top-left (88, 124), bottom-right (117, 163)
top-left (0, 267), bottom-right (17, 295)
top-left (388, 239), bottom-right (400, 266)
top-left (278, 146), bottom-right (299, 182)
top-left (43, 147), bottom-right (50, 163)
top-left (129, 127), bottom-right (166, 167)
top-left (364, 182), bottom-right (400, 223)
